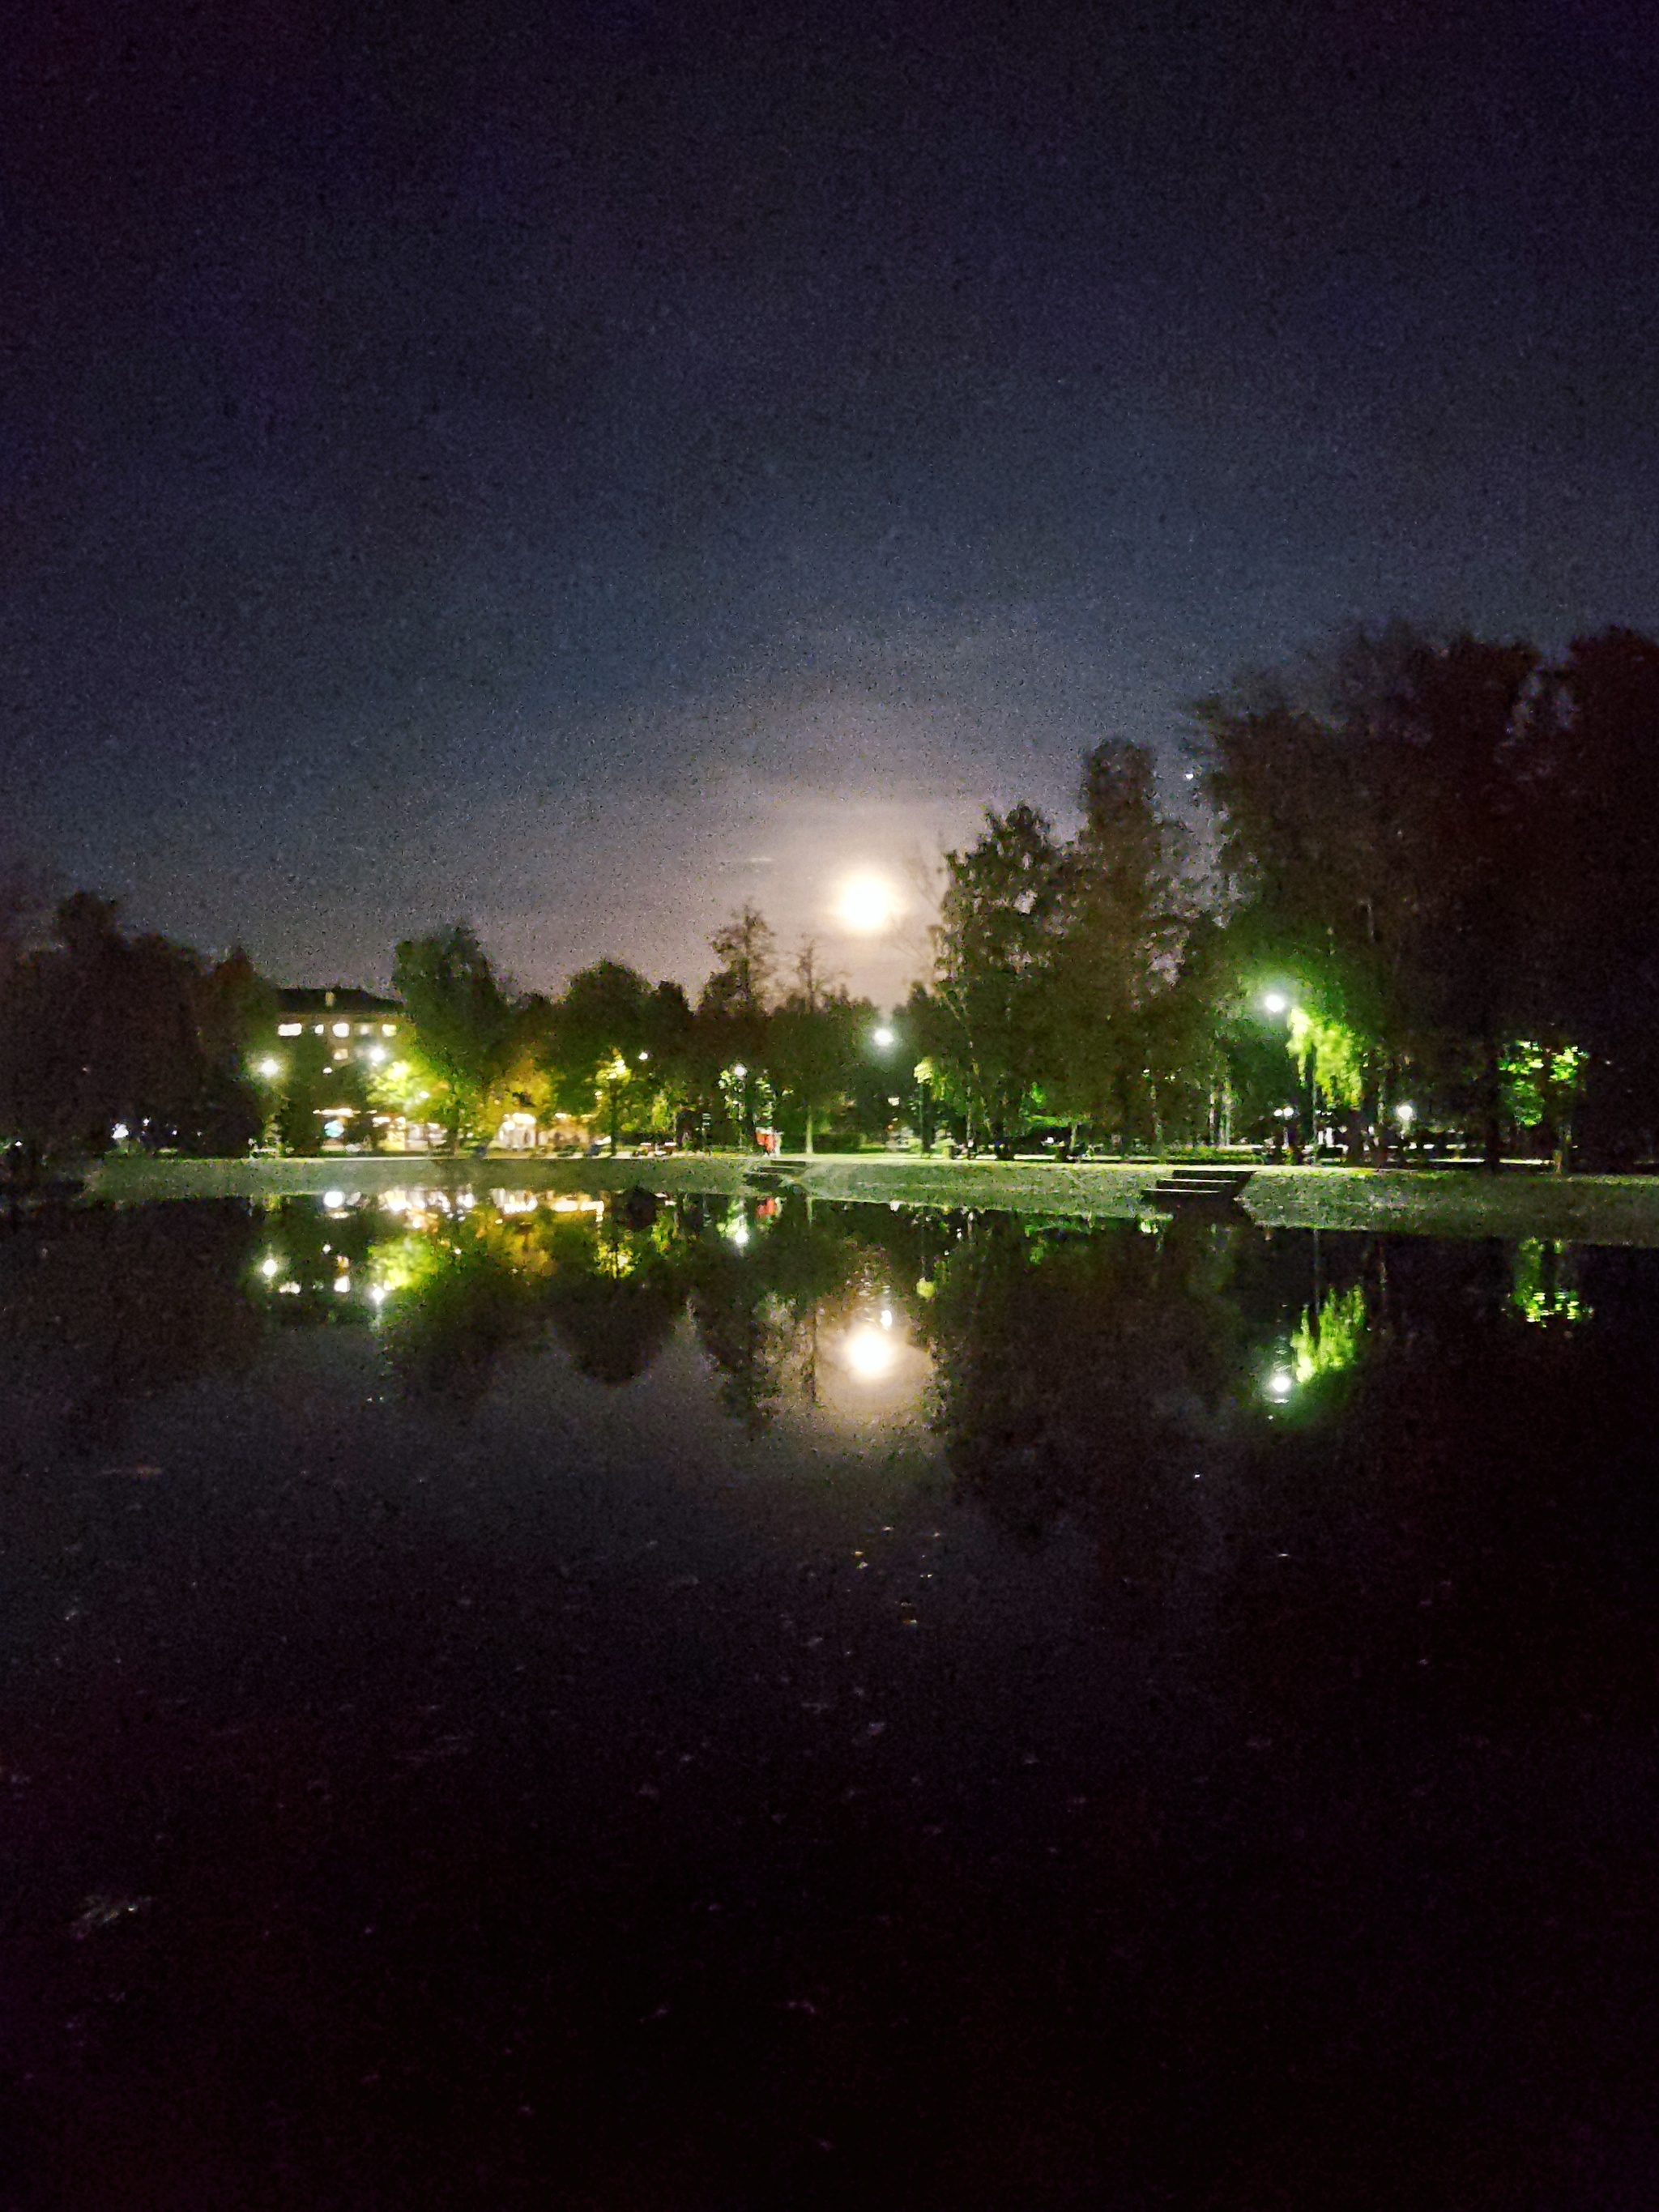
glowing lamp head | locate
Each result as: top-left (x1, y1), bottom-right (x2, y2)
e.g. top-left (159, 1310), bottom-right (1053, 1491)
top-left (1261, 991), bottom-right (1290, 1016)
top-left (843, 1323), bottom-right (899, 1383)
top-left (257, 1056), bottom-right (281, 1078)
top-left (872, 1025), bottom-right (895, 1051)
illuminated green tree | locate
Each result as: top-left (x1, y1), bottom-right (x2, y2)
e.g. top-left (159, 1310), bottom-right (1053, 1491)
top-left (391, 925), bottom-right (520, 1151)
top-left (539, 961), bottom-right (692, 1143)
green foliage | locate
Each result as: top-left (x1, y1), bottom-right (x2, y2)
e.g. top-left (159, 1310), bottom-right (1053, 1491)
top-left (1511, 1238), bottom-right (1591, 1328)
top-left (1287, 1005), bottom-right (1367, 1112)
top-left (768, 942), bottom-right (872, 1150)
top-left (391, 925), bottom-right (519, 1149)
top-left (1288, 1281), bottom-right (1369, 1387)
top-left (1501, 1039), bottom-right (1587, 1130)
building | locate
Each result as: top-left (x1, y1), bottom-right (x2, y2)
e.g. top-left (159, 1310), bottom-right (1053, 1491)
top-left (255, 986), bottom-right (429, 1151)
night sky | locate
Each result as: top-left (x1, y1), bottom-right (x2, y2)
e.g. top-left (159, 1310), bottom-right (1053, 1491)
top-left (6, 0), bottom-right (1659, 1003)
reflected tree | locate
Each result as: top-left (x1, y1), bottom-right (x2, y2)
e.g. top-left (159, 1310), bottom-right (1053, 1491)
top-left (544, 1213), bottom-right (684, 1386)
top-left (0, 1202), bottom-right (263, 1460)
top-left (919, 1213), bottom-right (1247, 1554)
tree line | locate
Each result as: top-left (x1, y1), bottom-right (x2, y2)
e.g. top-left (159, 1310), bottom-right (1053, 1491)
top-left (911, 620), bottom-right (1659, 1167)
top-left (6, 620), bottom-right (1659, 1170)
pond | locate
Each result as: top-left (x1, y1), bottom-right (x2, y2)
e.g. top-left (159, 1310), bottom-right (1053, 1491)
top-left (2, 1188), bottom-right (1654, 2209)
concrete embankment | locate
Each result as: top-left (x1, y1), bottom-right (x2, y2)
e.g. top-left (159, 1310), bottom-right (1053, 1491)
top-left (80, 1150), bottom-right (1659, 1245)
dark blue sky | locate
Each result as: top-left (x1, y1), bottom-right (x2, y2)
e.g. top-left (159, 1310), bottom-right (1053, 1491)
top-left (6, 0), bottom-right (1658, 1001)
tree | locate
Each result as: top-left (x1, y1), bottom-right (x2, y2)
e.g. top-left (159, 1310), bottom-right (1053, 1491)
top-left (1196, 625), bottom-right (1546, 1164)
top-left (1533, 629), bottom-right (1659, 1161)
top-left (540, 961), bottom-right (692, 1144)
top-left (701, 902), bottom-right (776, 1025)
top-left (931, 804), bottom-right (1068, 1153)
top-left (0, 893), bottom-right (266, 1161)
top-left (695, 904), bottom-right (778, 1143)
top-left (391, 925), bottom-right (519, 1151)
top-left (1047, 740), bottom-right (1195, 1146)
top-left (768, 941), bottom-right (870, 1153)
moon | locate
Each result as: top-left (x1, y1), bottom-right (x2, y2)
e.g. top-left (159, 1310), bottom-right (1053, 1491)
top-left (834, 872), bottom-right (901, 934)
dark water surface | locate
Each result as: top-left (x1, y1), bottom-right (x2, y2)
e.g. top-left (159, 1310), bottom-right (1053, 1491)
top-left (2, 1188), bottom-right (1655, 2209)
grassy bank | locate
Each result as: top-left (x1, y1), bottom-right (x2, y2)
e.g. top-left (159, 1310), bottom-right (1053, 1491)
top-left (80, 1149), bottom-right (1659, 1246)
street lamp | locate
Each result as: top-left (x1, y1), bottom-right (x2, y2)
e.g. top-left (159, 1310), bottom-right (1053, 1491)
top-left (872, 1026), bottom-right (895, 1051)
top-left (1258, 991), bottom-right (1316, 1152)
top-left (603, 1051), bottom-right (629, 1156)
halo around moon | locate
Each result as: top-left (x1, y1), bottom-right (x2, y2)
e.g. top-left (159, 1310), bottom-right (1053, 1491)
top-left (834, 872), bottom-right (902, 935)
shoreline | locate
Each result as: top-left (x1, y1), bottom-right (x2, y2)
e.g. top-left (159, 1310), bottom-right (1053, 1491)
top-left (79, 1150), bottom-right (1659, 1246)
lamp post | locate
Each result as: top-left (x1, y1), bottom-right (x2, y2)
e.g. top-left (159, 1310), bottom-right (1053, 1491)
top-left (869, 1025), bottom-right (900, 1150)
top-left (252, 1056), bottom-right (285, 1155)
top-left (603, 1052), bottom-right (629, 1157)
top-left (1259, 991), bottom-right (1315, 1156)
top-left (914, 1057), bottom-right (935, 1155)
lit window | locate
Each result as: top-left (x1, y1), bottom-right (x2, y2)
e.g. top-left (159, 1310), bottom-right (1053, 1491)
top-left (382, 1024), bottom-right (397, 1036)
top-left (333, 1048), bottom-right (348, 1062)
top-left (313, 1025), bottom-right (325, 1035)
top-left (356, 1023), bottom-right (371, 1035)
top-left (332, 1021), bottom-right (350, 1038)
top-left (277, 1022), bottom-right (301, 1037)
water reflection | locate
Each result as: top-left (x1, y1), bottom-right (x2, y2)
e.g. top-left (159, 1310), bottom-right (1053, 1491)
top-left (235, 1184), bottom-right (938, 1433)
top-left (7, 1191), bottom-right (1659, 2205)
top-left (7, 1190), bottom-right (1650, 1504)
top-left (0, 1202), bottom-right (262, 1462)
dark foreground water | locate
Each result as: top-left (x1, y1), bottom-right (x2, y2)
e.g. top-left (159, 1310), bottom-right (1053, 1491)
top-left (1, 1188), bottom-right (1655, 2210)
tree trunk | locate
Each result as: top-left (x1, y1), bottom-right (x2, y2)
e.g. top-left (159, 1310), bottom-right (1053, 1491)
top-left (803, 1102), bottom-right (815, 1157)
top-left (1480, 1028), bottom-right (1503, 1174)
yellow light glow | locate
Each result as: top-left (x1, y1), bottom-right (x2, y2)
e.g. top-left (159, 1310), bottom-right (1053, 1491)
top-left (843, 1323), bottom-right (899, 1383)
top-left (835, 873), bottom-right (900, 934)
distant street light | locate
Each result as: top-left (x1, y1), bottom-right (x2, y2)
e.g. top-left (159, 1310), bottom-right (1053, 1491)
top-left (256, 1056), bottom-right (282, 1079)
top-left (1261, 991), bottom-right (1290, 1016)
top-left (872, 1026), bottom-right (895, 1050)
